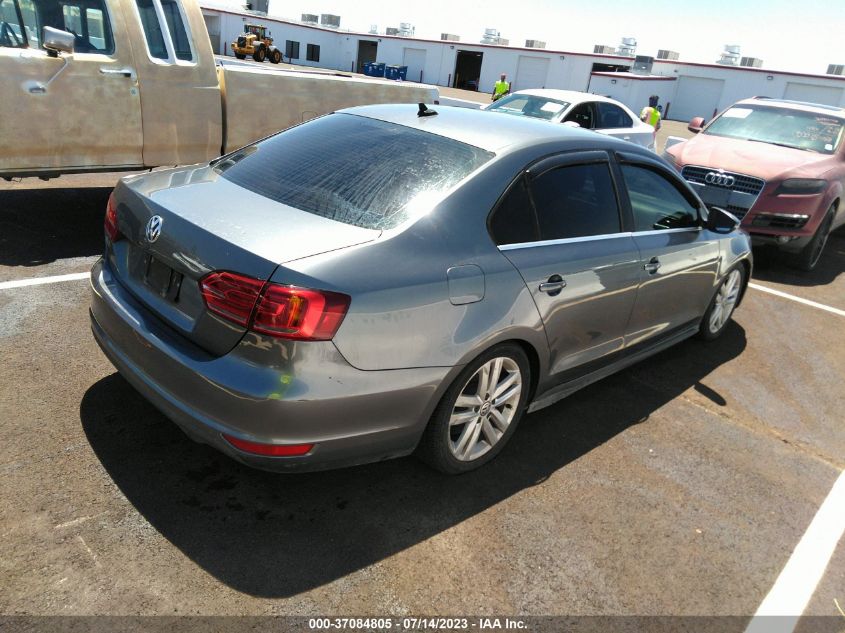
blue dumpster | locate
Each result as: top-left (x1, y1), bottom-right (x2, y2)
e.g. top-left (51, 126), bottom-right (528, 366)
top-left (384, 65), bottom-right (399, 80)
top-left (372, 62), bottom-right (385, 77)
top-left (396, 65), bottom-right (408, 81)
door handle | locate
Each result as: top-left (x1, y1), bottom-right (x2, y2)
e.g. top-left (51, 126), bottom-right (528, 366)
top-left (643, 257), bottom-right (661, 274)
top-left (100, 67), bottom-right (136, 79)
top-left (539, 275), bottom-right (566, 295)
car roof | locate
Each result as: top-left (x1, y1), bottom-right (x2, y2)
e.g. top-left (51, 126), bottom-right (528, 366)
top-left (737, 97), bottom-right (845, 117)
top-left (337, 103), bottom-right (638, 153)
top-left (510, 88), bottom-right (619, 105)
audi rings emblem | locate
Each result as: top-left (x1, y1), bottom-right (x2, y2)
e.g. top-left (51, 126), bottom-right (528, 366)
top-left (145, 215), bottom-right (163, 243)
top-left (705, 171), bottom-right (736, 188)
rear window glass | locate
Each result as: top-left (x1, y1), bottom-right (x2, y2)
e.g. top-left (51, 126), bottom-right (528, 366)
top-left (216, 114), bottom-right (494, 230)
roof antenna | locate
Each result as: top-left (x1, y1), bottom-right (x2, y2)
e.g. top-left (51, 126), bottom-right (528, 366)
top-left (418, 103), bottom-right (438, 117)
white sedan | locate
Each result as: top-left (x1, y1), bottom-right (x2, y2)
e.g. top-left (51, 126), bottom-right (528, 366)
top-left (484, 89), bottom-right (656, 151)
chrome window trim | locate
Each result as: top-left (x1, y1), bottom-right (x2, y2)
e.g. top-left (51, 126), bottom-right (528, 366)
top-left (499, 226), bottom-right (703, 251)
top-left (499, 231), bottom-right (634, 251)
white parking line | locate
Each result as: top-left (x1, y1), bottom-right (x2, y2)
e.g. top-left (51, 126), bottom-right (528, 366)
top-left (744, 469), bottom-right (845, 633)
top-left (0, 272), bottom-right (89, 290)
top-left (749, 283), bottom-right (845, 318)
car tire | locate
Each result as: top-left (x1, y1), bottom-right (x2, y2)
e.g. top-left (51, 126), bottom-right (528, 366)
top-left (270, 49), bottom-right (281, 64)
top-left (253, 46), bottom-right (266, 63)
top-left (697, 265), bottom-right (746, 341)
top-left (792, 204), bottom-right (835, 272)
top-left (417, 343), bottom-right (531, 474)
top-left (234, 53), bottom-right (246, 60)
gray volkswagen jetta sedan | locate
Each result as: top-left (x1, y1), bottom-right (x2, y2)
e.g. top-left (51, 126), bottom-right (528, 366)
top-left (90, 104), bottom-right (751, 474)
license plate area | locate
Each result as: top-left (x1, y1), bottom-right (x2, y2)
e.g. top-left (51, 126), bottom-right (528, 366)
top-left (144, 254), bottom-right (183, 301)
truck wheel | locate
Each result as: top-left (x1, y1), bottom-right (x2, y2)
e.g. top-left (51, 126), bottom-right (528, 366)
top-left (270, 49), bottom-right (281, 64)
top-left (253, 46), bottom-right (266, 63)
top-left (234, 53), bottom-right (246, 60)
top-left (792, 204), bottom-right (835, 272)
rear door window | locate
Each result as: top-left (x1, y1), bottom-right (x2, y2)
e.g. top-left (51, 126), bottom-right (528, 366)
top-left (0, 0), bottom-right (26, 47)
top-left (134, 0), bottom-right (192, 61)
top-left (621, 164), bottom-right (700, 231)
top-left (596, 102), bottom-right (633, 129)
top-left (216, 114), bottom-right (495, 231)
top-left (529, 162), bottom-right (621, 240)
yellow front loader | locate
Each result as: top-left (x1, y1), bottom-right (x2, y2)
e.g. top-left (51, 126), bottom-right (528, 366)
top-left (231, 24), bottom-right (282, 64)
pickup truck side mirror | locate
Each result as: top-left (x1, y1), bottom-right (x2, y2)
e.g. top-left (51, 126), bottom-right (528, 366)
top-left (688, 116), bottom-right (705, 134)
top-left (42, 26), bottom-right (74, 57)
top-left (705, 206), bottom-right (740, 233)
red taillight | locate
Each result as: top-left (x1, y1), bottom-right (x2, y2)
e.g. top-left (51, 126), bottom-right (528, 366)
top-left (104, 192), bottom-right (123, 242)
top-left (199, 271), bottom-right (350, 340)
top-left (223, 434), bottom-right (314, 456)
top-left (200, 271), bottom-right (264, 326)
top-left (252, 285), bottom-right (350, 340)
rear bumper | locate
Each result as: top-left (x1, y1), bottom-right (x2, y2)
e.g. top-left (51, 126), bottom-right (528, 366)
top-left (89, 258), bottom-right (450, 472)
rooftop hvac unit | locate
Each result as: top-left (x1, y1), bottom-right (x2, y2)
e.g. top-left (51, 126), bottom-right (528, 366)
top-left (320, 14), bottom-right (340, 28)
top-left (718, 44), bottom-right (741, 65)
top-left (398, 22), bottom-right (414, 36)
top-left (386, 27), bottom-right (399, 35)
top-left (617, 36), bottom-right (636, 57)
top-left (525, 39), bottom-right (546, 48)
top-left (301, 13), bottom-right (318, 24)
top-left (633, 55), bottom-right (654, 74)
top-left (244, 0), bottom-right (267, 14)
top-left (657, 49), bottom-right (679, 60)
top-left (481, 29), bottom-right (507, 45)
top-left (441, 33), bottom-right (460, 41)
top-left (827, 64), bottom-right (845, 76)
top-left (594, 44), bottom-right (616, 55)
top-left (369, 24), bottom-right (378, 34)
top-left (740, 57), bottom-right (763, 68)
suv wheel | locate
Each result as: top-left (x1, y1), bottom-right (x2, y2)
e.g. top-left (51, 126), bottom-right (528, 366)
top-left (417, 344), bottom-right (530, 474)
top-left (793, 204), bottom-right (835, 272)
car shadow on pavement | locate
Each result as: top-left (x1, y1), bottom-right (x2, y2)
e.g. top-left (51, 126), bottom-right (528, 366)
top-left (0, 187), bottom-right (111, 266)
top-left (80, 323), bottom-right (746, 598)
top-left (751, 229), bottom-right (845, 288)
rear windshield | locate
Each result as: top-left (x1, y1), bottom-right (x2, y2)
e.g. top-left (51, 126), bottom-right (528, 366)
top-left (704, 105), bottom-right (845, 154)
top-left (487, 94), bottom-right (570, 121)
top-left (216, 114), bottom-right (494, 230)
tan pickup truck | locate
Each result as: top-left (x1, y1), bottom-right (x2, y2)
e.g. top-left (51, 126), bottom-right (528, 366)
top-left (0, 0), bottom-right (437, 179)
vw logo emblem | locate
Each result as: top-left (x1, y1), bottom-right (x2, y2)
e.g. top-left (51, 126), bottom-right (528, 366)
top-left (145, 215), bottom-right (163, 243)
top-left (704, 171), bottom-right (736, 188)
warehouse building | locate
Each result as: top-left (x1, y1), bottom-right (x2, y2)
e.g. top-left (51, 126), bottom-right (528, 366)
top-left (201, 5), bottom-right (845, 121)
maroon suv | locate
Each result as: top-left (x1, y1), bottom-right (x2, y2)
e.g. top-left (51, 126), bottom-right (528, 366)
top-left (664, 97), bottom-right (845, 270)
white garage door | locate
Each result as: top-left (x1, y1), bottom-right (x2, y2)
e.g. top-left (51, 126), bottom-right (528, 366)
top-left (669, 76), bottom-right (725, 122)
top-left (514, 56), bottom-right (549, 91)
top-left (403, 48), bottom-right (426, 83)
top-left (783, 82), bottom-right (844, 106)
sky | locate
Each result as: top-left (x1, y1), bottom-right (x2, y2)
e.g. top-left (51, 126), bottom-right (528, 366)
top-left (212, 0), bottom-right (845, 75)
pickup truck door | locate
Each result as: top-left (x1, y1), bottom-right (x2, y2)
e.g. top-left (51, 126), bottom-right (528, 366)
top-left (0, 0), bottom-right (143, 174)
top-left (123, 0), bottom-right (222, 166)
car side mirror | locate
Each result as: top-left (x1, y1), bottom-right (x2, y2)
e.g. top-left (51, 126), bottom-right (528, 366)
top-left (688, 116), bottom-right (705, 134)
top-left (705, 206), bottom-right (740, 233)
top-left (42, 26), bottom-right (74, 57)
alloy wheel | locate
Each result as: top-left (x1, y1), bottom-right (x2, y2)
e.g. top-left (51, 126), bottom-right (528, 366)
top-left (448, 357), bottom-right (522, 461)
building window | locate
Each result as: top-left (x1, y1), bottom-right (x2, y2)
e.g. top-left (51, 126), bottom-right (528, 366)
top-left (306, 43), bottom-right (319, 62)
top-left (285, 39), bottom-right (298, 59)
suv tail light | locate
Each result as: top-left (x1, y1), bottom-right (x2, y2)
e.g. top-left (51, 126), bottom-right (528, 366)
top-left (199, 271), bottom-right (350, 341)
top-left (104, 192), bottom-right (123, 242)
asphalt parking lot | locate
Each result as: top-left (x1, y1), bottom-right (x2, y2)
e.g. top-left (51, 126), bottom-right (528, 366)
top-left (1, 112), bottom-right (843, 627)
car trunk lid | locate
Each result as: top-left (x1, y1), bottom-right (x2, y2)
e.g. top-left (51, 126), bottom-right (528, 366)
top-left (107, 167), bottom-right (379, 356)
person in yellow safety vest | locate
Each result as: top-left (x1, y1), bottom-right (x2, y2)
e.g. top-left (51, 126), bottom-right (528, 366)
top-left (640, 105), bottom-right (662, 131)
top-left (492, 74), bottom-right (510, 101)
